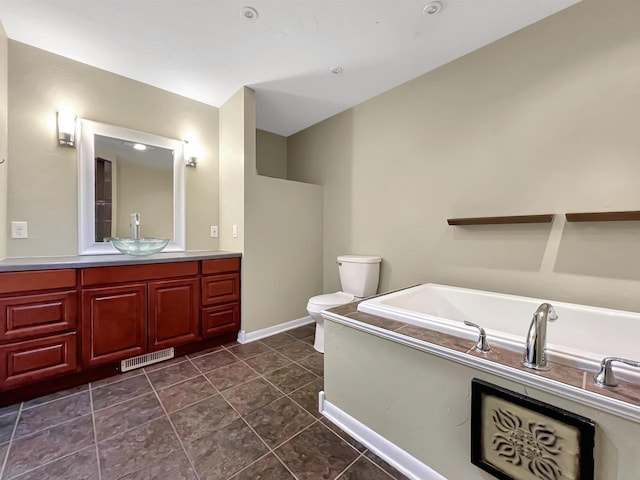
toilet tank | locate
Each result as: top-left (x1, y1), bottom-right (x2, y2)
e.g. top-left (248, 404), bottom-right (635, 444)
top-left (338, 255), bottom-right (382, 298)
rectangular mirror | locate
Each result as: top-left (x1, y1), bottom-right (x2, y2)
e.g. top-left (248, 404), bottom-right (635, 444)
top-left (78, 119), bottom-right (186, 255)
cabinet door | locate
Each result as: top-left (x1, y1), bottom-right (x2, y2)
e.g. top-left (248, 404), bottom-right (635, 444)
top-left (82, 284), bottom-right (147, 367)
top-left (148, 278), bottom-right (199, 351)
top-left (202, 302), bottom-right (240, 338)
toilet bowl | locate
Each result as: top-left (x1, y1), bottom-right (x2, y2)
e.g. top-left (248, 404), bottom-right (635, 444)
top-left (306, 292), bottom-right (355, 353)
top-left (306, 255), bottom-right (381, 353)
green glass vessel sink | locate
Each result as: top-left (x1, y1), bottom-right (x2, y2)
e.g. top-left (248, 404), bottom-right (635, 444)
top-left (110, 238), bottom-right (170, 256)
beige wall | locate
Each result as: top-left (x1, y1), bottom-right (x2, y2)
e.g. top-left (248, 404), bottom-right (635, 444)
top-left (288, 0), bottom-right (640, 313)
top-left (219, 87), bottom-right (324, 333)
top-left (325, 321), bottom-right (640, 479)
top-left (218, 88), bottom-right (246, 254)
top-left (245, 90), bottom-right (324, 331)
top-left (244, 173), bottom-right (323, 331)
top-left (0, 22), bottom-right (7, 259)
top-left (7, 41), bottom-right (219, 257)
top-left (256, 129), bottom-right (287, 179)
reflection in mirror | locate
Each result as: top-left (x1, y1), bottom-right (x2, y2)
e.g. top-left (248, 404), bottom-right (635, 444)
top-left (94, 135), bottom-right (174, 242)
top-left (78, 119), bottom-right (185, 255)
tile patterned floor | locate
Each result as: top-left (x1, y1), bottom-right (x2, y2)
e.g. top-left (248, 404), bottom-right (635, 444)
top-left (0, 325), bottom-right (409, 480)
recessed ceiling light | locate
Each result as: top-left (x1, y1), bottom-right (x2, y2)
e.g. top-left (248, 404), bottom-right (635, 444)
top-left (330, 66), bottom-right (343, 74)
top-left (241, 6), bottom-right (258, 20)
top-left (133, 143), bottom-right (147, 151)
top-left (423, 1), bottom-right (443, 15)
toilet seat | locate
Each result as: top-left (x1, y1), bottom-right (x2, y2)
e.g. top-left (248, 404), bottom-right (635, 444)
top-left (306, 291), bottom-right (355, 314)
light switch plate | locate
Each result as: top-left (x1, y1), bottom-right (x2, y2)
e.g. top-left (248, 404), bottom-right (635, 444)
top-left (11, 221), bottom-right (28, 239)
top-left (210, 225), bottom-right (219, 238)
top-left (232, 224), bottom-right (238, 238)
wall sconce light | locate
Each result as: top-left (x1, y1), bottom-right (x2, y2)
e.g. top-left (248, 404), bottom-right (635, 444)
top-left (57, 111), bottom-right (77, 147)
top-left (183, 140), bottom-right (198, 168)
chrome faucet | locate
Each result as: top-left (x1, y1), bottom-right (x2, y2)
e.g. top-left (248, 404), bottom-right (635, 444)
top-left (130, 213), bottom-right (141, 240)
top-left (521, 303), bottom-right (558, 371)
top-left (594, 357), bottom-right (640, 388)
top-left (464, 321), bottom-right (491, 353)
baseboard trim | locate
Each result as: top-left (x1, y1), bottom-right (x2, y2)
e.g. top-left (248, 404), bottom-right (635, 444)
top-left (237, 316), bottom-right (314, 344)
top-left (319, 394), bottom-right (447, 480)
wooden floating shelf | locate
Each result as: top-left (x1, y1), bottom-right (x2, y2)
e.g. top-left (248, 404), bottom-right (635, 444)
top-left (447, 214), bottom-right (554, 226)
top-left (565, 210), bottom-right (640, 222)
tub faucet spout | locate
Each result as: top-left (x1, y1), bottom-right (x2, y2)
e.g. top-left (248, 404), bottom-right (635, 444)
top-left (521, 303), bottom-right (557, 371)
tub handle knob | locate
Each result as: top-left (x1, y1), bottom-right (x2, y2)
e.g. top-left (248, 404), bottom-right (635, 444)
top-left (594, 357), bottom-right (640, 388)
top-left (464, 321), bottom-right (491, 353)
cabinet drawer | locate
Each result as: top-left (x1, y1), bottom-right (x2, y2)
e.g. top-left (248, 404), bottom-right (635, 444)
top-left (81, 262), bottom-right (199, 286)
top-left (202, 303), bottom-right (240, 338)
top-left (0, 291), bottom-right (77, 342)
top-left (201, 258), bottom-right (240, 275)
top-left (0, 332), bottom-right (77, 390)
top-left (201, 274), bottom-right (239, 306)
top-left (0, 269), bottom-right (76, 295)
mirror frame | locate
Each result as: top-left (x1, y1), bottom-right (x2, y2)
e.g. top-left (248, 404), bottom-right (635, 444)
top-left (78, 119), bottom-right (186, 255)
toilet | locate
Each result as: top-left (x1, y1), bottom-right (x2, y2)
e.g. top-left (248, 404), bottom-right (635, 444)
top-left (306, 255), bottom-right (381, 353)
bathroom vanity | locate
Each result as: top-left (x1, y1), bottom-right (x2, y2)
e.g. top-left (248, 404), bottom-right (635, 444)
top-left (0, 251), bottom-right (241, 404)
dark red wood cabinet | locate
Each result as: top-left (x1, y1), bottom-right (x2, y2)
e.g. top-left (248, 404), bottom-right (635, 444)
top-left (201, 258), bottom-right (241, 337)
top-left (148, 278), bottom-right (199, 351)
top-left (202, 302), bottom-right (240, 338)
top-left (80, 261), bottom-right (201, 368)
top-left (0, 290), bottom-right (77, 342)
top-left (0, 332), bottom-right (77, 389)
top-left (0, 269), bottom-right (79, 389)
top-left (0, 257), bottom-right (241, 393)
top-left (201, 273), bottom-right (240, 306)
top-left (81, 284), bottom-right (147, 367)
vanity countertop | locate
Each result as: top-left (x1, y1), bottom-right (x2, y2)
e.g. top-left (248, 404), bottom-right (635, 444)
top-left (0, 250), bottom-right (242, 272)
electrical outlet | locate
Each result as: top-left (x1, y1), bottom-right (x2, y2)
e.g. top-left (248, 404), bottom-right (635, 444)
top-left (210, 225), bottom-right (219, 238)
top-left (11, 221), bottom-right (28, 239)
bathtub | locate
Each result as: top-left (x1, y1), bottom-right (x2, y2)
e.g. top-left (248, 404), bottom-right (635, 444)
top-left (357, 284), bottom-right (640, 382)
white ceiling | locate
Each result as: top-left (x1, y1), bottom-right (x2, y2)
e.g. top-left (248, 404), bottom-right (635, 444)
top-left (0, 0), bottom-right (579, 136)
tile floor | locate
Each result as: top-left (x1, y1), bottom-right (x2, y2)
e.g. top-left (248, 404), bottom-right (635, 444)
top-left (0, 325), bottom-right (408, 480)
